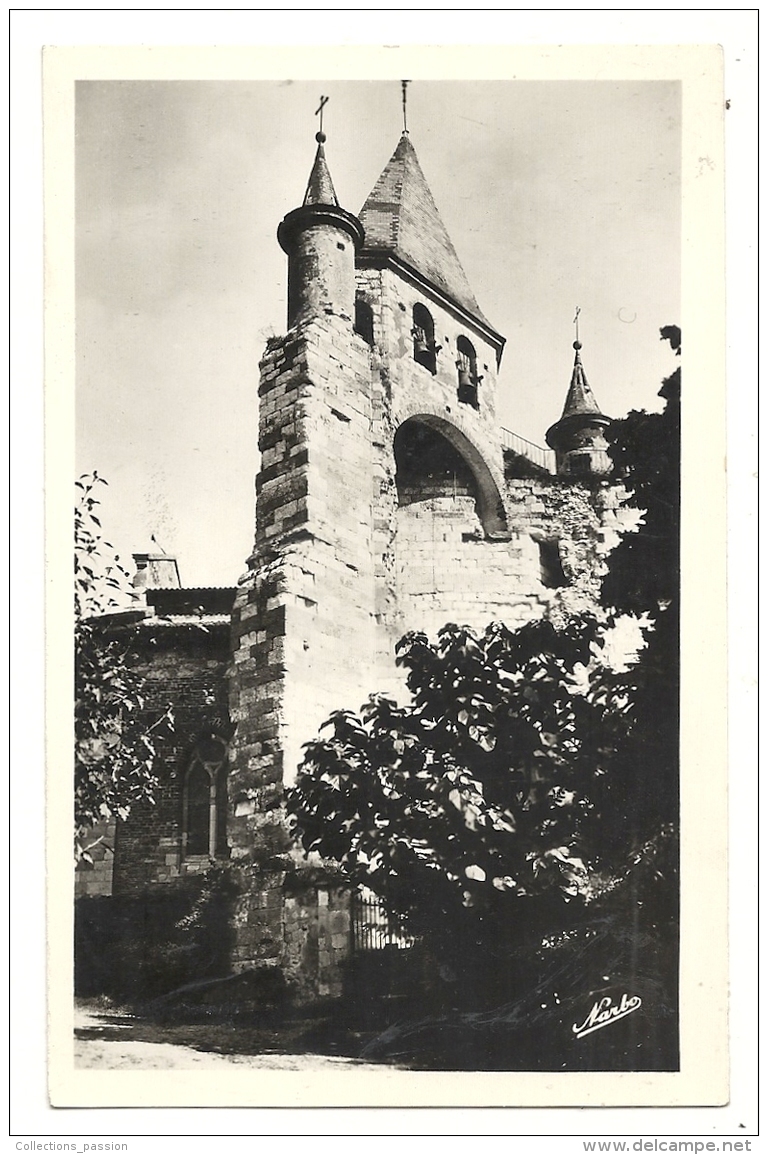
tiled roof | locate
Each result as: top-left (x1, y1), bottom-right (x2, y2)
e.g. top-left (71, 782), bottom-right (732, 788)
top-left (358, 133), bottom-right (493, 331)
top-left (146, 587), bottom-right (237, 616)
top-left (143, 614), bottom-right (232, 627)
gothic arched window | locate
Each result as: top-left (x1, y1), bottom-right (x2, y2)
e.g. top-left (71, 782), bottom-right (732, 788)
top-left (412, 303), bottom-right (437, 373)
top-left (354, 299), bottom-right (374, 347)
top-left (182, 736), bottom-right (229, 860)
top-left (456, 336), bottom-right (481, 408)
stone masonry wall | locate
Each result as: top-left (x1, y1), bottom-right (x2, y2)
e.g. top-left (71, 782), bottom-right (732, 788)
top-left (392, 477), bottom-right (616, 645)
top-left (287, 221), bottom-right (358, 330)
top-left (283, 886), bottom-right (352, 999)
top-left (356, 265), bottom-right (513, 691)
top-left (352, 263), bottom-right (616, 680)
top-left (358, 266), bottom-right (501, 448)
top-left (502, 476), bottom-right (623, 624)
top-left (75, 819), bottom-right (116, 897)
top-left (110, 623), bottom-right (231, 897)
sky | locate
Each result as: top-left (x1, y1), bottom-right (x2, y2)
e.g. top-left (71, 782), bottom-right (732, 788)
top-left (76, 79), bottom-right (681, 588)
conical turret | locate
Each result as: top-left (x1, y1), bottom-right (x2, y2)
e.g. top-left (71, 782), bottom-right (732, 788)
top-left (277, 131), bottom-right (364, 329)
top-left (546, 340), bottom-right (612, 477)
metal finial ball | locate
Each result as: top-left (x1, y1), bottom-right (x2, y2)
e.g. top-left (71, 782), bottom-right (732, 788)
top-left (573, 340), bottom-right (582, 350)
top-left (315, 131), bottom-right (327, 143)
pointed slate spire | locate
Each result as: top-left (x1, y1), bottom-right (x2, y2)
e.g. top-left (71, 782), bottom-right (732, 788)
top-left (358, 133), bottom-right (498, 340)
top-left (559, 341), bottom-right (605, 420)
top-left (302, 133), bottom-right (339, 207)
top-left (546, 340), bottom-right (612, 477)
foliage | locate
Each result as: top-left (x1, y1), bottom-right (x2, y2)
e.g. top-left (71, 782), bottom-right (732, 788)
top-left (599, 327), bottom-right (681, 837)
top-left (74, 866), bottom-right (238, 1001)
top-left (74, 473), bottom-right (174, 861)
top-left (602, 327), bottom-right (680, 616)
top-left (75, 471), bottom-right (132, 619)
top-left (288, 616), bottom-right (645, 964)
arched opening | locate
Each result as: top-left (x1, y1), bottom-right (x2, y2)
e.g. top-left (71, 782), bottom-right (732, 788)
top-left (412, 303), bottom-right (438, 373)
top-left (354, 298), bottom-right (374, 346)
top-left (186, 760), bottom-right (213, 855)
top-left (456, 335), bottom-right (481, 409)
top-left (395, 422), bottom-right (479, 510)
top-left (182, 735), bottom-right (229, 860)
top-left (394, 416), bottom-right (508, 538)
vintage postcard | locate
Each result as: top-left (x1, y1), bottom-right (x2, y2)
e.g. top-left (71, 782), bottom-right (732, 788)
top-left (43, 42), bottom-right (729, 1111)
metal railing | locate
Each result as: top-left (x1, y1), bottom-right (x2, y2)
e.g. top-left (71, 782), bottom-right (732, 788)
top-left (499, 426), bottom-right (556, 474)
top-left (351, 888), bottom-right (415, 952)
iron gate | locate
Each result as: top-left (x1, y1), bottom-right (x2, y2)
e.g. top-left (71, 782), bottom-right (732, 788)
top-left (350, 888), bottom-right (415, 952)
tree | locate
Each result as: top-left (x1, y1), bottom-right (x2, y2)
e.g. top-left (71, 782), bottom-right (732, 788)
top-left (287, 616), bottom-right (647, 974)
top-left (602, 326), bottom-right (680, 617)
top-left (74, 473), bottom-right (174, 862)
top-left (598, 327), bottom-right (681, 840)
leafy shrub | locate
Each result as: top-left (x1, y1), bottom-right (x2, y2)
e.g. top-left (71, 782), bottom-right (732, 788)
top-left (75, 866), bottom-right (237, 1002)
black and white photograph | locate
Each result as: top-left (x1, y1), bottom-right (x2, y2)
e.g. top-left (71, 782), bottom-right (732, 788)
top-left (31, 34), bottom-right (740, 1120)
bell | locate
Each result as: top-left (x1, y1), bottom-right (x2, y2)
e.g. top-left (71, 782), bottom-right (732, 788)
top-left (457, 367), bottom-right (471, 389)
top-left (414, 333), bottom-right (429, 357)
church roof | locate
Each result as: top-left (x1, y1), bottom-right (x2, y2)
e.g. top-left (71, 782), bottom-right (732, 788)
top-left (302, 135), bottom-right (339, 207)
top-left (558, 342), bottom-right (607, 421)
top-left (358, 133), bottom-right (495, 334)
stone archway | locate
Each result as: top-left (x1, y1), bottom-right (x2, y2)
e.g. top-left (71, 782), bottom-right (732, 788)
top-left (394, 414), bottom-right (508, 538)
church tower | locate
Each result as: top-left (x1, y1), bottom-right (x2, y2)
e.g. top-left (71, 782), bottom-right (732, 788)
top-left (354, 131), bottom-right (519, 661)
top-left (227, 110), bottom-right (617, 996)
top-left (93, 95), bottom-right (628, 998)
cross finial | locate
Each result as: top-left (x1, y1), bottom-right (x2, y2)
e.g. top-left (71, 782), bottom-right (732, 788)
top-left (573, 306), bottom-right (582, 349)
top-left (401, 80), bottom-right (410, 133)
top-left (315, 94), bottom-right (329, 142)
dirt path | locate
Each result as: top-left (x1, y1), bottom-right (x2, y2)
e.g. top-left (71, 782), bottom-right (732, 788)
top-left (74, 1005), bottom-right (385, 1071)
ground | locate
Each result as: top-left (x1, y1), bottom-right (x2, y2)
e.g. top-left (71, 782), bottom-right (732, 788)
top-left (74, 1001), bottom-right (388, 1071)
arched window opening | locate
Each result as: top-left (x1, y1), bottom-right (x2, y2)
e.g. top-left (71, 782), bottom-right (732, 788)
top-left (412, 303), bottom-right (439, 373)
top-left (456, 336), bottom-right (482, 409)
top-left (354, 299), bottom-right (374, 347)
top-left (186, 761), bottom-right (212, 856)
top-left (182, 736), bottom-right (229, 860)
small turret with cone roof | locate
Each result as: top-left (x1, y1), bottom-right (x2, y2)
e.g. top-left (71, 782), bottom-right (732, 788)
top-left (277, 115), bottom-right (364, 330)
top-left (546, 329), bottom-right (612, 477)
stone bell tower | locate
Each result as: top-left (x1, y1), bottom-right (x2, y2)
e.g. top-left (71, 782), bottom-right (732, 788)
top-left (227, 113), bottom-right (617, 994)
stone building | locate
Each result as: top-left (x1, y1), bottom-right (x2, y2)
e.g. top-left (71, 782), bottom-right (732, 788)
top-left (76, 125), bottom-right (622, 1000)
